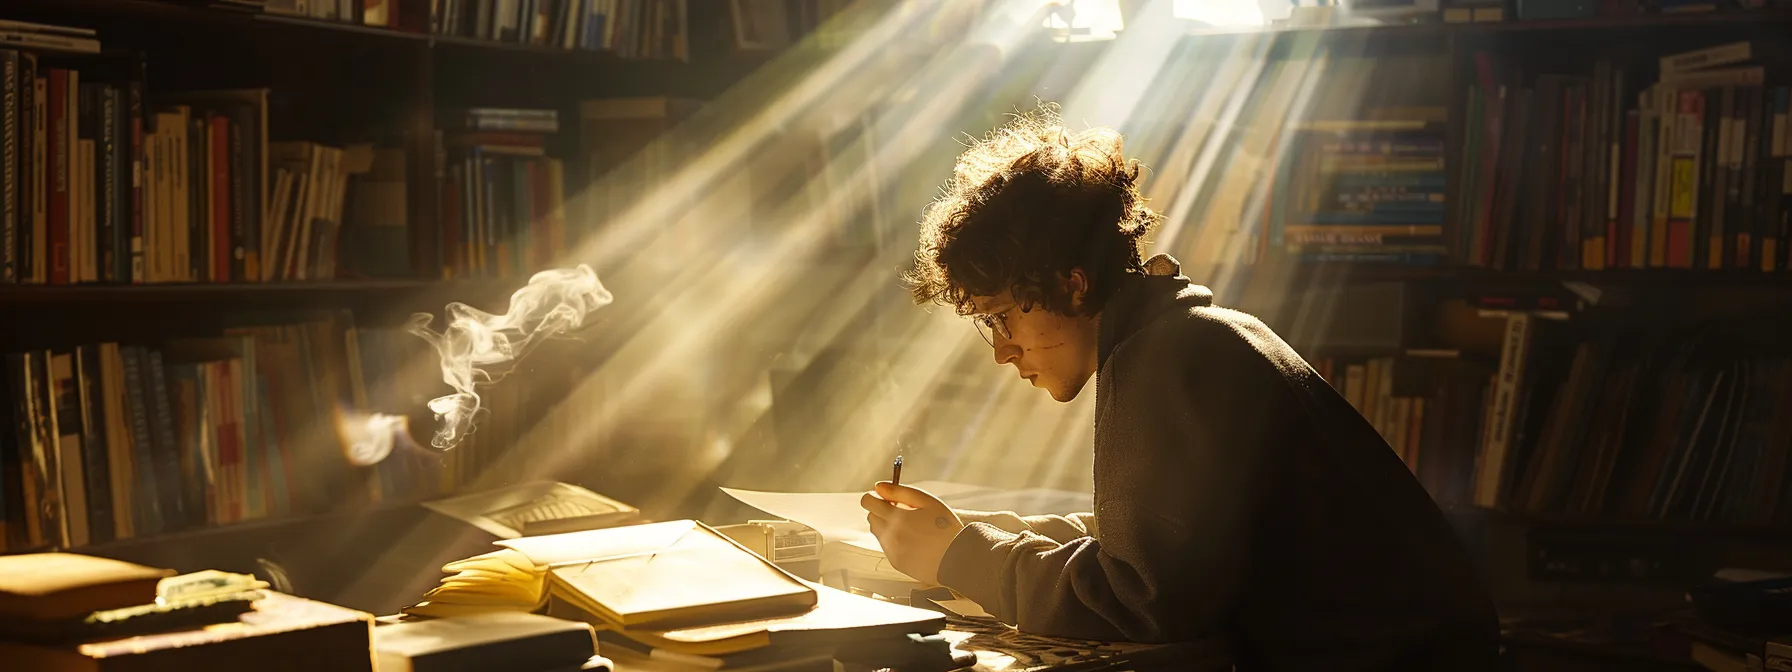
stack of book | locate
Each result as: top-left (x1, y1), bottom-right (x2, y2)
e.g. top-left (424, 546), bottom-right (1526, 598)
top-left (1267, 120), bottom-right (1449, 266)
top-left (404, 519), bottom-right (947, 670)
top-left (0, 552), bottom-right (376, 671)
top-left (437, 107), bottom-right (568, 280)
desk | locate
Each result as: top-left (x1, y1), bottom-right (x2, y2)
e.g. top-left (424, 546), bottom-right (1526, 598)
top-left (935, 615), bottom-right (1234, 672)
top-left (596, 614), bottom-right (1233, 672)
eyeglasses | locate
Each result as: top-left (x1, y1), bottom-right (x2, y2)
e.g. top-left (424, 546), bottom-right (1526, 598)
top-left (972, 310), bottom-right (1012, 346)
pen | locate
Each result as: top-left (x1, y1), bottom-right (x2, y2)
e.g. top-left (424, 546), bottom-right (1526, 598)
top-left (892, 455), bottom-right (903, 487)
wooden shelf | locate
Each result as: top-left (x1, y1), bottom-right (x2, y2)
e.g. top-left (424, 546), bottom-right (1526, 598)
top-left (0, 279), bottom-right (513, 306)
top-left (1184, 8), bottom-right (1792, 39)
top-left (1245, 263), bottom-right (1792, 291)
top-left (69, 496), bottom-right (432, 557)
top-left (1446, 506), bottom-right (1792, 539)
top-left (10, 0), bottom-right (712, 63)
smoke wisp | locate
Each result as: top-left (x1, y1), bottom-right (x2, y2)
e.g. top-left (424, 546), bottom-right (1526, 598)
top-left (406, 264), bottom-right (615, 450)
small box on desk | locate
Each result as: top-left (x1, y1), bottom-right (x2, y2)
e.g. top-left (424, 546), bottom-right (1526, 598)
top-left (716, 520), bottom-right (822, 582)
top-left (0, 591), bottom-right (375, 672)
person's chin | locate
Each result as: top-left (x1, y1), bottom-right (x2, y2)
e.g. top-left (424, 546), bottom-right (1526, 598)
top-left (1045, 380), bottom-right (1087, 403)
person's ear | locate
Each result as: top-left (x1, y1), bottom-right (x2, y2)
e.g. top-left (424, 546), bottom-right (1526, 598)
top-left (1065, 269), bottom-right (1090, 312)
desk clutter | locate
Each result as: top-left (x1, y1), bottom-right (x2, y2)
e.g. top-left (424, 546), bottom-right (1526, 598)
top-left (0, 543), bottom-right (954, 671)
top-left (401, 518), bottom-right (961, 671)
top-left (0, 481), bottom-right (1182, 671)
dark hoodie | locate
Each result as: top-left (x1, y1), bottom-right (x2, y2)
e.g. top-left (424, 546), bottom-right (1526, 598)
top-left (937, 254), bottom-right (1500, 671)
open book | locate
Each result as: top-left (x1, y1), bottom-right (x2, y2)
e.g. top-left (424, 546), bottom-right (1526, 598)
top-left (422, 481), bottom-right (641, 539)
top-left (405, 520), bottom-right (816, 630)
top-left (404, 520), bottom-right (944, 658)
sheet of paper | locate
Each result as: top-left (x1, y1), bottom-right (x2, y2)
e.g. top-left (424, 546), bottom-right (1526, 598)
top-left (498, 520), bottom-right (701, 566)
top-left (719, 481), bottom-right (1092, 552)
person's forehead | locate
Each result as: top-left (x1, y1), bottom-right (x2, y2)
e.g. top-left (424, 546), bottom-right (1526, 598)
top-left (968, 291), bottom-right (1015, 314)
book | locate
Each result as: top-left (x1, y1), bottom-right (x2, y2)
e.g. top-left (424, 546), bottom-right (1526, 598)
top-left (0, 591), bottom-right (374, 672)
top-left (406, 520), bottom-right (818, 632)
top-left (2, 569), bottom-right (265, 645)
top-left (531, 520), bottom-right (817, 630)
top-left (407, 548), bottom-right (548, 618)
top-left (422, 480), bottom-right (640, 539)
top-left (0, 553), bottom-right (173, 622)
top-left (560, 581), bottom-right (945, 657)
top-left (374, 611), bottom-right (597, 672)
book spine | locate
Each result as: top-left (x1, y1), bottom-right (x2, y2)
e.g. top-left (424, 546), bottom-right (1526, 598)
top-left (210, 115), bottom-right (229, 281)
top-left (1741, 87), bottom-right (1763, 270)
top-left (144, 350), bottom-right (187, 529)
top-left (189, 115), bottom-right (205, 282)
top-left (1667, 90), bottom-right (1702, 268)
top-left (28, 61), bottom-right (42, 283)
top-left (16, 53), bottom-right (34, 284)
top-left (97, 343), bottom-right (133, 540)
top-left (45, 70), bottom-right (66, 284)
top-left (26, 352), bottom-right (67, 548)
top-left (1475, 312), bottom-right (1532, 508)
top-left (127, 81), bottom-right (143, 283)
top-left (227, 111), bottom-right (249, 282)
top-left (1, 50), bottom-right (16, 284)
top-left (1632, 100), bottom-right (1656, 269)
top-left (167, 363), bottom-right (208, 525)
top-left (118, 347), bottom-right (164, 534)
top-left (98, 86), bottom-right (119, 283)
top-left (74, 346), bottom-right (113, 544)
top-left (231, 104), bottom-right (260, 284)
top-left (5, 354), bottom-right (45, 548)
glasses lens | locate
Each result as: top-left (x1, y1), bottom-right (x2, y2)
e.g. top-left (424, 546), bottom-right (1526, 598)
top-left (974, 318), bottom-right (994, 345)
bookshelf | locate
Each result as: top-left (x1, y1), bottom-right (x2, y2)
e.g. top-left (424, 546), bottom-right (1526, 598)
top-left (0, 0), bottom-right (1788, 626)
top-left (0, 0), bottom-right (829, 614)
top-left (1178, 8), bottom-right (1792, 649)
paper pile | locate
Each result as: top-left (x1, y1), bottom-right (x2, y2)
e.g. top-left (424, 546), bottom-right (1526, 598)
top-left (719, 481), bottom-right (1091, 585)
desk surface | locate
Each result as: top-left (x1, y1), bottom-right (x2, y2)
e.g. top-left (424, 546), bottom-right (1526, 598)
top-left (937, 615), bottom-right (1233, 672)
top-left (596, 615), bottom-right (1232, 672)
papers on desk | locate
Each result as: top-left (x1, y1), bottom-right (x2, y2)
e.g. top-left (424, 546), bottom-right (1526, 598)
top-left (718, 481), bottom-right (1093, 554)
top-left (718, 481), bottom-right (1092, 587)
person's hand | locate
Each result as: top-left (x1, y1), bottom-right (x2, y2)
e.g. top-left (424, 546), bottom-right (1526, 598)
top-left (859, 481), bottom-right (965, 586)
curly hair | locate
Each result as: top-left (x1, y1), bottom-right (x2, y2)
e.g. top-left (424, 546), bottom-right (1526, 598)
top-left (904, 108), bottom-right (1161, 318)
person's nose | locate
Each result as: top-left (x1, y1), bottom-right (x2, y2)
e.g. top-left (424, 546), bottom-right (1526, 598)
top-left (992, 338), bottom-right (1020, 366)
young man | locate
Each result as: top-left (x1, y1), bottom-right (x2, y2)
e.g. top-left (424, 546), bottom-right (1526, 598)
top-left (860, 111), bottom-right (1500, 670)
